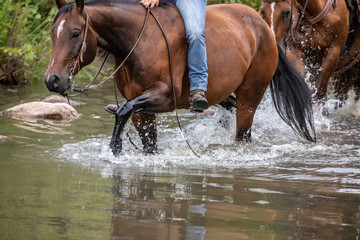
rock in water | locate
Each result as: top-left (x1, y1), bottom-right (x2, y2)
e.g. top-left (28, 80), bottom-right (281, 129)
top-left (352, 100), bottom-right (360, 117)
top-left (42, 95), bottom-right (80, 106)
top-left (1, 102), bottom-right (79, 120)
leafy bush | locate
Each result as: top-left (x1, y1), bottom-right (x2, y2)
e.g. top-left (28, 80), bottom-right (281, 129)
top-left (0, 0), bottom-right (56, 84)
top-left (208, 0), bottom-right (261, 10)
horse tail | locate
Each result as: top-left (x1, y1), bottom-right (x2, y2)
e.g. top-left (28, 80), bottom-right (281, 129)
top-left (270, 44), bottom-right (316, 142)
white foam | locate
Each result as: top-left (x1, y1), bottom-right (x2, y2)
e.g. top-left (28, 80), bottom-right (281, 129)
top-left (56, 92), bottom-right (360, 173)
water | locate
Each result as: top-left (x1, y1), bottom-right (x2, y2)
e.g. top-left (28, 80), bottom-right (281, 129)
top-left (0, 81), bottom-right (360, 240)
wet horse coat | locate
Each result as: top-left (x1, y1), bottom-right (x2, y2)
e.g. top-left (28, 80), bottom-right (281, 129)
top-left (44, 0), bottom-right (316, 155)
top-left (259, 0), bottom-right (350, 101)
top-left (333, 0), bottom-right (360, 104)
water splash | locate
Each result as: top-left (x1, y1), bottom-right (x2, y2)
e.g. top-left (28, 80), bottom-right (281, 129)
top-left (57, 90), bottom-right (360, 171)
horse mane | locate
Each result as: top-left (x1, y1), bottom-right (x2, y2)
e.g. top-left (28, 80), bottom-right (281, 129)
top-left (54, 0), bottom-right (173, 22)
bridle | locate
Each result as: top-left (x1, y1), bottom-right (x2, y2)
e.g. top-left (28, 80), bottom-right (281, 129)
top-left (66, 6), bottom-right (151, 99)
top-left (263, 0), bottom-right (335, 50)
top-left (70, 10), bottom-right (90, 79)
top-left (263, 0), bottom-right (358, 76)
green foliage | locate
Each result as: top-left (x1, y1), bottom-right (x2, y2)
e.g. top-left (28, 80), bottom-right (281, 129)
top-left (0, 0), bottom-right (56, 84)
top-left (207, 0), bottom-right (262, 10)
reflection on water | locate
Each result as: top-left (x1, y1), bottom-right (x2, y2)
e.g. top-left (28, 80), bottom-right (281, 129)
top-left (14, 120), bottom-right (73, 135)
top-left (107, 168), bottom-right (360, 240)
top-left (0, 82), bottom-right (360, 239)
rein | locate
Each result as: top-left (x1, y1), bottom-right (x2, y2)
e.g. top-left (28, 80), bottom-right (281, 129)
top-left (67, 6), bottom-right (201, 158)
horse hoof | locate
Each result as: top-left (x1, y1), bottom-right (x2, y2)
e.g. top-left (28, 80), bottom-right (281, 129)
top-left (144, 146), bottom-right (158, 154)
top-left (111, 148), bottom-right (122, 156)
top-left (110, 142), bottom-right (122, 156)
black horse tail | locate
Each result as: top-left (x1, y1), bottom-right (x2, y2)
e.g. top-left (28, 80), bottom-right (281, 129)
top-left (270, 44), bottom-right (316, 142)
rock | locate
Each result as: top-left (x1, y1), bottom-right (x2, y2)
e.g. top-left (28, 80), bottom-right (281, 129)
top-left (1, 102), bottom-right (79, 120)
top-left (42, 94), bottom-right (80, 106)
top-left (0, 135), bottom-right (7, 142)
top-left (352, 100), bottom-right (360, 117)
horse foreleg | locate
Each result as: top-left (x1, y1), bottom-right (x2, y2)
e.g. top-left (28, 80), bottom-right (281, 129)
top-left (132, 113), bottom-right (157, 154)
top-left (110, 100), bottom-right (135, 155)
top-left (314, 47), bottom-right (342, 101)
top-left (334, 71), bottom-right (353, 106)
top-left (110, 91), bottom-right (167, 155)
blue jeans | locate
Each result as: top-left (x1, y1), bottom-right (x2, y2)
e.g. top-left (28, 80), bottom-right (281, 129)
top-left (169, 0), bottom-right (208, 91)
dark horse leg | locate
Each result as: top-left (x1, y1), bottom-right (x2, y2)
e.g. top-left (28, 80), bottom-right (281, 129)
top-left (110, 92), bottom-right (170, 155)
top-left (131, 113), bottom-right (157, 154)
top-left (110, 91), bottom-right (236, 155)
top-left (110, 94), bottom-right (151, 155)
top-left (334, 71), bottom-right (353, 107)
top-left (218, 95), bottom-right (236, 111)
top-left (110, 102), bottom-right (134, 156)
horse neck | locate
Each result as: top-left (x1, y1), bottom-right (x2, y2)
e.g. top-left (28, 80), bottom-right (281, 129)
top-left (86, 3), bottom-right (146, 59)
top-left (297, 0), bottom-right (328, 17)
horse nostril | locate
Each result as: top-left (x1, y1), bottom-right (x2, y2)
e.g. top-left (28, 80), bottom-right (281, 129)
top-left (52, 75), bottom-right (60, 88)
top-left (45, 74), bottom-right (61, 92)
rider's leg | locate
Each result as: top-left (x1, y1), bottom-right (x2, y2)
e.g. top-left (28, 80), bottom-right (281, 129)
top-left (174, 0), bottom-right (209, 112)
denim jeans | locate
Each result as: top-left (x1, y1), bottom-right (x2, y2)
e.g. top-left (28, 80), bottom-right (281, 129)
top-left (169, 0), bottom-right (208, 91)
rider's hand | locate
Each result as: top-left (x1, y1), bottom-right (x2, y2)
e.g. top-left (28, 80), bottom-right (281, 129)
top-left (141, 0), bottom-right (159, 8)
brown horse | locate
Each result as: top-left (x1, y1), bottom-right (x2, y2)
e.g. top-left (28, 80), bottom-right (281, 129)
top-left (44, 0), bottom-right (316, 155)
top-left (334, 10), bottom-right (360, 105)
top-left (259, 0), bottom-right (350, 101)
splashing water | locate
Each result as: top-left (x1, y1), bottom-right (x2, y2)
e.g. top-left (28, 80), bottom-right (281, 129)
top-left (57, 90), bottom-right (360, 171)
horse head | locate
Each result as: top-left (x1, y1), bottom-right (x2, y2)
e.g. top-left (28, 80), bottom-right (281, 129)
top-left (44, 0), bottom-right (97, 95)
top-left (259, 0), bottom-right (299, 51)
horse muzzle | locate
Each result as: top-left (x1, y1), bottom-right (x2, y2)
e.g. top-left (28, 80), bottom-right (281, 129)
top-left (44, 73), bottom-right (69, 96)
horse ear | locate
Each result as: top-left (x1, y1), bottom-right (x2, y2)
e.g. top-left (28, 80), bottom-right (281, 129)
top-left (75, 0), bottom-right (84, 13)
top-left (55, 0), bottom-right (67, 9)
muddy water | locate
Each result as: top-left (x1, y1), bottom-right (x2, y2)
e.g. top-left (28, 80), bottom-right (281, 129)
top-left (0, 81), bottom-right (359, 240)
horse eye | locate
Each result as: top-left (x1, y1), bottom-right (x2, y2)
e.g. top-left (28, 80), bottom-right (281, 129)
top-left (282, 10), bottom-right (291, 20)
top-left (72, 31), bottom-right (81, 39)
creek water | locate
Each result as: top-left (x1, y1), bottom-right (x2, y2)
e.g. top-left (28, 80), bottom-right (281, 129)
top-left (0, 80), bottom-right (359, 240)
